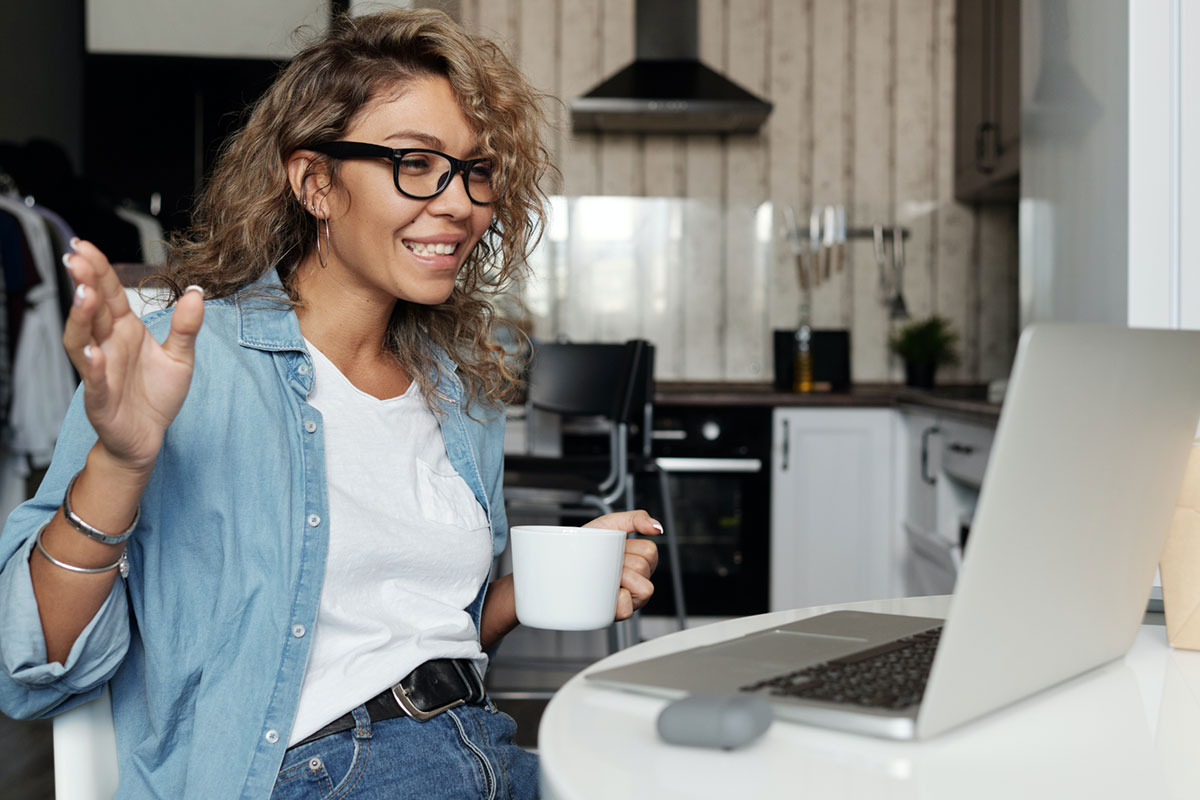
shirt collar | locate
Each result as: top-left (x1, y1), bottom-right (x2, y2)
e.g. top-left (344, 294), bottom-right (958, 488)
top-left (234, 267), bottom-right (462, 395)
top-left (235, 268), bottom-right (305, 352)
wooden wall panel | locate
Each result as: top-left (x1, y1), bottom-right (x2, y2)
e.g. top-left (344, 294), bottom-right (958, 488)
top-left (460, 0), bottom-right (1019, 384)
top-left (850, 0), bottom-right (895, 383)
top-left (977, 204), bottom-right (1019, 380)
top-left (765, 0), bottom-right (809, 336)
top-left (893, 0), bottom-right (937, 343)
top-left (808, 0), bottom-right (851, 330)
top-left (932, 0), bottom-right (977, 383)
top-left (724, 0), bottom-right (771, 379)
top-left (557, 0), bottom-right (602, 195)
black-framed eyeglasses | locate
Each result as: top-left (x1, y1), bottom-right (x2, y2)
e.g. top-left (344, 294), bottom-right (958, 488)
top-left (306, 141), bottom-right (497, 206)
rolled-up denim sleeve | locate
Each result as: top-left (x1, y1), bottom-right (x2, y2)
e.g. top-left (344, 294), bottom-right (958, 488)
top-left (0, 525), bottom-right (130, 719)
top-left (0, 387), bottom-right (131, 720)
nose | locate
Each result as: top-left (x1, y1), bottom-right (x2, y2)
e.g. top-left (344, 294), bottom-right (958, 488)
top-left (425, 169), bottom-right (474, 219)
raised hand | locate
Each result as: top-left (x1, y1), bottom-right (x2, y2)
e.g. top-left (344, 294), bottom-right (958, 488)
top-left (62, 240), bottom-right (205, 475)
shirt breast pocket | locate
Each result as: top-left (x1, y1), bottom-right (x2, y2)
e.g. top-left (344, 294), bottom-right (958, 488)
top-left (414, 459), bottom-right (489, 531)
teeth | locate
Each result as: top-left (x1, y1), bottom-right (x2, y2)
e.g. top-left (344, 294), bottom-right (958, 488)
top-left (406, 241), bottom-right (457, 256)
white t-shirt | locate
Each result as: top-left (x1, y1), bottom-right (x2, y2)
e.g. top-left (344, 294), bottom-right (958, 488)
top-left (288, 341), bottom-right (494, 746)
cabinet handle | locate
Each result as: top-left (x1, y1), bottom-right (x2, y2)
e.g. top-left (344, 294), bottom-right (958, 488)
top-left (947, 442), bottom-right (975, 455)
top-left (781, 418), bottom-right (790, 472)
top-left (920, 425), bottom-right (941, 485)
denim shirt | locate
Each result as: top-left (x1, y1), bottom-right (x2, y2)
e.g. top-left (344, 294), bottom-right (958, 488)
top-left (0, 270), bottom-right (509, 799)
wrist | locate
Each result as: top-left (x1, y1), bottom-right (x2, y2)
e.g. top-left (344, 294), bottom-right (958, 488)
top-left (86, 442), bottom-right (156, 489)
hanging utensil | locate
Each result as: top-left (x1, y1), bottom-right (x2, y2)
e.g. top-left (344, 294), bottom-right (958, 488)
top-left (834, 205), bottom-right (846, 272)
top-left (873, 224), bottom-right (890, 303)
top-left (783, 205), bottom-right (809, 292)
top-left (822, 205), bottom-right (837, 281)
top-left (889, 226), bottom-right (909, 319)
top-left (808, 207), bottom-right (823, 287)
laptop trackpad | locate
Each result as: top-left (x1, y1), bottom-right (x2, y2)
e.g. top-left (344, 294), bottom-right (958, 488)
top-left (704, 631), bottom-right (869, 672)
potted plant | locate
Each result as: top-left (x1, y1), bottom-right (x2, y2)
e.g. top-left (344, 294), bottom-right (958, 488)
top-left (888, 315), bottom-right (960, 389)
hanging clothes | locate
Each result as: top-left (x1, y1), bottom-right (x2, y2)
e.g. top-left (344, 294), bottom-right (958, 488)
top-left (115, 205), bottom-right (167, 266)
top-left (0, 194), bottom-right (77, 473)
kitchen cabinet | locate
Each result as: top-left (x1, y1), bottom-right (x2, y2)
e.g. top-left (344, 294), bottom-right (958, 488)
top-left (899, 410), bottom-right (996, 596)
top-left (954, 0), bottom-right (1020, 202)
top-left (769, 408), bottom-right (898, 611)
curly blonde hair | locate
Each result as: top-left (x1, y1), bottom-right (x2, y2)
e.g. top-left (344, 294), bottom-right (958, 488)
top-left (160, 9), bottom-right (552, 408)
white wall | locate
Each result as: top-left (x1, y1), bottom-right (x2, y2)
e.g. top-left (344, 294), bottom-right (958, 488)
top-left (1019, 0), bottom-right (1128, 327)
top-left (1128, 0), bottom-right (1200, 330)
top-left (1022, 0), bottom-right (1200, 331)
top-left (86, 0), bottom-right (328, 58)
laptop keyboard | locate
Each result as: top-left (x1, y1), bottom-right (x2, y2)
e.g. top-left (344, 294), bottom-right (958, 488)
top-left (739, 627), bottom-right (943, 711)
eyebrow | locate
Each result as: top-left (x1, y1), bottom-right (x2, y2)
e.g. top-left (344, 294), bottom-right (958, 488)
top-left (383, 130), bottom-right (444, 148)
top-left (382, 130), bottom-right (482, 158)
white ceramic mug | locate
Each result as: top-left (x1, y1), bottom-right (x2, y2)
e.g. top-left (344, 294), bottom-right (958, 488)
top-left (510, 525), bottom-right (627, 630)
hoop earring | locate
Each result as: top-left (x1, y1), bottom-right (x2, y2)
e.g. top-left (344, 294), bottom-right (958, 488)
top-left (317, 217), bottom-right (331, 269)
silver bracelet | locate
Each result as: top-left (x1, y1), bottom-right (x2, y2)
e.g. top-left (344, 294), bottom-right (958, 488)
top-left (63, 472), bottom-right (139, 545)
top-left (35, 525), bottom-right (130, 578)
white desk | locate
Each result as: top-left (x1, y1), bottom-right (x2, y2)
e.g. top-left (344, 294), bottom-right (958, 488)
top-left (538, 596), bottom-right (1200, 800)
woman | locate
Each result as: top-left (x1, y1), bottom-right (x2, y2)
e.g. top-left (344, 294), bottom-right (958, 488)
top-left (0, 10), bottom-right (660, 799)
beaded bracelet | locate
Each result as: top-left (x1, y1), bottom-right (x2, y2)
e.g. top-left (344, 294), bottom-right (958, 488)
top-left (63, 472), bottom-right (139, 545)
top-left (35, 525), bottom-right (130, 578)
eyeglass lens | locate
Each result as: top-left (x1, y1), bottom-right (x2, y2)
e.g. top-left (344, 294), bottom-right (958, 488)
top-left (395, 151), bottom-right (495, 204)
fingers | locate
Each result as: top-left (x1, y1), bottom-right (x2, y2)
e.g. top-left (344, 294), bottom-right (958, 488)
top-left (162, 286), bottom-right (205, 364)
top-left (62, 278), bottom-right (108, 392)
top-left (614, 539), bottom-right (658, 620)
top-left (624, 538), bottom-right (659, 576)
top-left (584, 508), bottom-right (663, 536)
top-left (615, 565), bottom-right (655, 620)
top-left (70, 239), bottom-right (132, 329)
top-left (63, 242), bottom-right (117, 342)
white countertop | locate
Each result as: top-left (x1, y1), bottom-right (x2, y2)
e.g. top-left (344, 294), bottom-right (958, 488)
top-left (538, 596), bottom-right (1200, 800)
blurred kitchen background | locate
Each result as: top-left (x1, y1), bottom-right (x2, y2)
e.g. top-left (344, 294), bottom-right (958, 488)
top-left (0, 0), bottom-right (1022, 388)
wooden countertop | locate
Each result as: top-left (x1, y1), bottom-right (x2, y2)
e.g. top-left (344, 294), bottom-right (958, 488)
top-left (655, 381), bottom-right (1002, 424)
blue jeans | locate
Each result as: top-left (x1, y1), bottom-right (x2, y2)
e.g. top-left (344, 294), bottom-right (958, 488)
top-left (271, 702), bottom-right (539, 799)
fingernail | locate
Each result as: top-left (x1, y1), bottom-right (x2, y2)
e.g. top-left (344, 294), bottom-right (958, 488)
top-left (651, 521), bottom-right (664, 533)
top-left (184, 285), bottom-right (204, 298)
top-left (62, 252), bottom-right (74, 271)
top-left (83, 344), bottom-right (94, 361)
top-left (69, 237), bottom-right (80, 251)
top-left (73, 283), bottom-right (86, 306)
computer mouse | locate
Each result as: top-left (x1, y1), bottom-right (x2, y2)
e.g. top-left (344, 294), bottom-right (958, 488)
top-left (656, 693), bottom-right (773, 750)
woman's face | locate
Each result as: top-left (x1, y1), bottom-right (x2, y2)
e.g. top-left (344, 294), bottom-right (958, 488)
top-left (317, 75), bottom-right (495, 307)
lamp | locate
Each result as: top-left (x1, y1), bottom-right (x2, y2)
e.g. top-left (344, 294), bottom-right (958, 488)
top-left (1161, 438), bottom-right (1200, 649)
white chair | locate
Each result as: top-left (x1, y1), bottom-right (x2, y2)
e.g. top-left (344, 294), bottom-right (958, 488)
top-left (53, 691), bottom-right (118, 800)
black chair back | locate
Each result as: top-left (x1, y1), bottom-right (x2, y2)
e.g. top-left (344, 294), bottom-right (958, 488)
top-left (526, 340), bottom-right (648, 423)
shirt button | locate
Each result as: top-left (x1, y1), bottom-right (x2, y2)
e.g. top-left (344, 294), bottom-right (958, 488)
top-left (307, 513), bottom-right (321, 527)
top-left (304, 420), bottom-right (317, 433)
top-left (265, 729), bottom-right (279, 744)
top-left (292, 624), bottom-right (306, 638)
top-left (297, 363), bottom-right (310, 376)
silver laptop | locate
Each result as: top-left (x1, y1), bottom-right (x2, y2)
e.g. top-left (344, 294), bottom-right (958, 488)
top-left (588, 323), bottom-right (1200, 740)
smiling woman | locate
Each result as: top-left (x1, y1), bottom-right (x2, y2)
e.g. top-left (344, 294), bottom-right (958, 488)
top-left (0, 8), bottom-right (664, 800)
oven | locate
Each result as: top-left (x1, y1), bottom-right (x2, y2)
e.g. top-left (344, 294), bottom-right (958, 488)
top-left (637, 404), bottom-right (772, 619)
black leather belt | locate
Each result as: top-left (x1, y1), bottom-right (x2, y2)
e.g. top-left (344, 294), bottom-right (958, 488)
top-left (292, 659), bottom-right (486, 749)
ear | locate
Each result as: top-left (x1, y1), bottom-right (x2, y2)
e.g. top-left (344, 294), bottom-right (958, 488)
top-left (286, 150), bottom-right (331, 217)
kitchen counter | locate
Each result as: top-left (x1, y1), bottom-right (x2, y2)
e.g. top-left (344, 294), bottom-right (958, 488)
top-left (656, 382), bottom-right (1002, 425)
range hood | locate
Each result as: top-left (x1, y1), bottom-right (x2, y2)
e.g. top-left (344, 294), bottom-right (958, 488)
top-left (570, 0), bottom-right (773, 135)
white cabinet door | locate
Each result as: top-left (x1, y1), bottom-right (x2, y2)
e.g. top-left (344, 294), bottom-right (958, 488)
top-left (770, 408), bottom-right (897, 611)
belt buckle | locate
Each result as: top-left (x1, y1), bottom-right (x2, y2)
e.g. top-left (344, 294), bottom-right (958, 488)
top-left (389, 667), bottom-right (471, 722)
top-left (390, 683), bottom-right (463, 722)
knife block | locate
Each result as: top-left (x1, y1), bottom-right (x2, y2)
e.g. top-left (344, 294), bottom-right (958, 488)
top-left (773, 329), bottom-right (851, 392)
